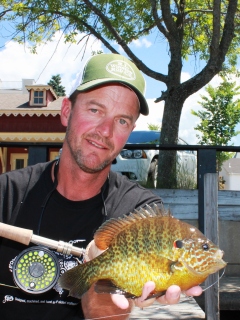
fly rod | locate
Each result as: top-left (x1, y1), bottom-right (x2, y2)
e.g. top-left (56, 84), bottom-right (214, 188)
top-left (0, 222), bottom-right (85, 256)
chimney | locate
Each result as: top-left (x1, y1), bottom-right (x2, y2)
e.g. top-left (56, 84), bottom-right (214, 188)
top-left (22, 79), bottom-right (35, 94)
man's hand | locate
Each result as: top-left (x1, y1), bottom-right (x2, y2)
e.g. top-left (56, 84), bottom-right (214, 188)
top-left (84, 240), bottom-right (203, 310)
top-left (111, 281), bottom-right (202, 309)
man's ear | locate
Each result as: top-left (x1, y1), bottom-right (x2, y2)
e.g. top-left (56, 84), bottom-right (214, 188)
top-left (61, 98), bottom-right (72, 127)
top-left (131, 123), bottom-right (136, 132)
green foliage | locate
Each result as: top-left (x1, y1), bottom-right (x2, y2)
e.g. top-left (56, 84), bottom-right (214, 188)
top-left (192, 77), bottom-right (240, 171)
top-left (0, 0), bottom-right (239, 188)
top-left (181, 1), bottom-right (240, 65)
top-left (176, 162), bottom-right (197, 190)
top-left (0, 0), bottom-right (239, 67)
top-left (147, 123), bottom-right (161, 131)
top-left (47, 74), bottom-right (66, 96)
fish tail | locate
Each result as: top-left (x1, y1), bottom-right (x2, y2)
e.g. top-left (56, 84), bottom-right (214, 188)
top-left (58, 262), bottom-right (94, 299)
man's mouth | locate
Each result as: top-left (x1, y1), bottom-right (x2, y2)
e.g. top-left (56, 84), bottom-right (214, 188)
top-left (88, 139), bottom-right (106, 149)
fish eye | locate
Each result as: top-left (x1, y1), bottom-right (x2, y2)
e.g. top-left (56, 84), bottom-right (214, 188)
top-left (202, 243), bottom-right (209, 251)
top-left (174, 240), bottom-right (183, 249)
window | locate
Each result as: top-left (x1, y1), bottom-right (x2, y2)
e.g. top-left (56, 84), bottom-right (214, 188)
top-left (33, 91), bottom-right (44, 104)
top-left (127, 131), bottom-right (161, 144)
top-left (15, 159), bottom-right (24, 169)
top-left (10, 154), bottom-right (28, 171)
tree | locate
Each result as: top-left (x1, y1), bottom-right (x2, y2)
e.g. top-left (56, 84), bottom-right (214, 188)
top-left (47, 74), bottom-right (66, 97)
top-left (0, 0), bottom-right (239, 188)
top-left (191, 77), bottom-right (240, 171)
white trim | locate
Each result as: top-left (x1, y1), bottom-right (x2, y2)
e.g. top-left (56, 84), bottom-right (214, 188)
top-left (0, 132), bottom-right (65, 143)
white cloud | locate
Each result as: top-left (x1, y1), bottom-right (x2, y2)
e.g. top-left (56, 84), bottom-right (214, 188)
top-left (179, 91), bottom-right (203, 144)
top-left (0, 32), bottom-right (103, 95)
top-left (136, 73), bottom-right (240, 146)
top-left (113, 37), bottom-right (152, 53)
top-left (181, 72), bottom-right (191, 82)
top-left (132, 38), bottom-right (152, 48)
top-left (135, 99), bottom-right (163, 130)
top-left (135, 95), bottom-right (202, 144)
top-left (136, 95), bottom-right (202, 145)
top-left (142, 38), bottom-right (152, 48)
top-left (1, 34), bottom-right (239, 146)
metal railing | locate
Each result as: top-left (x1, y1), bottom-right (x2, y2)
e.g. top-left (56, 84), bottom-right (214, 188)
top-left (1, 141), bottom-right (240, 231)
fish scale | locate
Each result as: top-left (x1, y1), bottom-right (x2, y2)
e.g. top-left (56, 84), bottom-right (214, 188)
top-left (58, 204), bottom-right (226, 299)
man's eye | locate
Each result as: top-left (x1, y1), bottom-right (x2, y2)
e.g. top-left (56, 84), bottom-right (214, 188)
top-left (90, 108), bottom-right (98, 113)
top-left (119, 119), bottom-right (127, 125)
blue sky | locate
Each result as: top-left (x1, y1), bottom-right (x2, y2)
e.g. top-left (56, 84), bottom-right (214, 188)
top-left (0, 29), bottom-right (239, 146)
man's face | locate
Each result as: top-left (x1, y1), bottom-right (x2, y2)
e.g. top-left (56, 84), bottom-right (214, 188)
top-left (61, 84), bottom-right (140, 173)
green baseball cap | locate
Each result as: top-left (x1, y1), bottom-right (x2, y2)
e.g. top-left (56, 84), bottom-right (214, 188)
top-left (76, 53), bottom-right (149, 115)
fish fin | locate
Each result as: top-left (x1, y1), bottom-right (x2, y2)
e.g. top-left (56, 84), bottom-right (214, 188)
top-left (94, 218), bottom-right (132, 250)
top-left (94, 279), bottom-right (138, 298)
top-left (94, 280), bottom-right (166, 300)
top-left (58, 263), bottom-right (91, 299)
top-left (170, 260), bottom-right (185, 272)
top-left (145, 291), bottom-right (166, 300)
top-left (148, 253), bottom-right (176, 270)
top-left (136, 203), bottom-right (172, 219)
top-left (94, 203), bottom-right (172, 250)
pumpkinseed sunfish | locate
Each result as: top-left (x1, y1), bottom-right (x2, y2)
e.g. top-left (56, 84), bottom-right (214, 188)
top-left (58, 204), bottom-right (226, 299)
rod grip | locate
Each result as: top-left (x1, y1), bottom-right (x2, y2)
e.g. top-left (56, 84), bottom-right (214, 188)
top-left (0, 222), bottom-right (33, 245)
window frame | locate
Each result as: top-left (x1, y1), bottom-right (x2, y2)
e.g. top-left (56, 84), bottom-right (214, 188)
top-left (30, 89), bottom-right (46, 106)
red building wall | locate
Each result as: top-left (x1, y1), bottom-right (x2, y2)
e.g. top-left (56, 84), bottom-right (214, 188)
top-left (0, 114), bottom-right (66, 132)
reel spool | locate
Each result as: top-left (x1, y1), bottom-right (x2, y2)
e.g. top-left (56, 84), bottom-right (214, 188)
top-left (12, 246), bottom-right (60, 294)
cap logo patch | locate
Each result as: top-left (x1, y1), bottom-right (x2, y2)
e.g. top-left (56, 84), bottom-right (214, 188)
top-left (106, 60), bottom-right (136, 80)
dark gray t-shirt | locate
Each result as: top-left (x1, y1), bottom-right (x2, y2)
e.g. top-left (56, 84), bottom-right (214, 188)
top-left (0, 161), bottom-right (162, 319)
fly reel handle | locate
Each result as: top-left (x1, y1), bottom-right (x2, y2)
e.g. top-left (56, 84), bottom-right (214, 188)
top-left (0, 222), bottom-right (84, 257)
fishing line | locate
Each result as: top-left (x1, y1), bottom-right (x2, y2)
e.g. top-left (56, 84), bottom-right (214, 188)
top-left (202, 268), bottom-right (226, 292)
top-left (0, 283), bottom-right (19, 289)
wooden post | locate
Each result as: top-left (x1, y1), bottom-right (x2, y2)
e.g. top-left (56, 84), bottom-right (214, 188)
top-left (0, 147), bottom-right (7, 173)
top-left (198, 149), bottom-right (216, 233)
top-left (204, 173), bottom-right (220, 320)
top-left (28, 146), bottom-right (48, 166)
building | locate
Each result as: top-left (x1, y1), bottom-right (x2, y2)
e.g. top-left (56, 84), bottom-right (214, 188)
top-left (0, 79), bottom-right (65, 173)
top-left (220, 153), bottom-right (240, 191)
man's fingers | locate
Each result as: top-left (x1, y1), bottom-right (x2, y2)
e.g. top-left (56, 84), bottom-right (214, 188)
top-left (134, 281), bottom-right (156, 308)
top-left (111, 294), bottom-right (130, 309)
top-left (110, 284), bottom-right (203, 311)
top-left (111, 282), bottom-right (156, 309)
top-left (156, 285), bottom-right (181, 305)
top-left (184, 285), bottom-right (203, 297)
top-left (156, 285), bottom-right (203, 305)
top-left (139, 281), bottom-right (156, 301)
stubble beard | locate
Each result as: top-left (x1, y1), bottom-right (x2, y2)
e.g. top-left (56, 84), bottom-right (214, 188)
top-left (65, 122), bottom-right (117, 174)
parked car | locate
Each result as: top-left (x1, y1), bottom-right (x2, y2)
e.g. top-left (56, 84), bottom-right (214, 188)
top-left (111, 130), bottom-right (197, 187)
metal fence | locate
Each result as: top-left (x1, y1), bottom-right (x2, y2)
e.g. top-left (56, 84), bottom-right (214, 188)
top-left (1, 142), bottom-right (240, 231)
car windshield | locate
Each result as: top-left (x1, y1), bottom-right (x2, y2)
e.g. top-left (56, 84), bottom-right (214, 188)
top-left (127, 131), bottom-right (161, 144)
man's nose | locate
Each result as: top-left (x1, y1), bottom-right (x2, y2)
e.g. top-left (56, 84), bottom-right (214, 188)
top-left (96, 117), bottom-right (114, 137)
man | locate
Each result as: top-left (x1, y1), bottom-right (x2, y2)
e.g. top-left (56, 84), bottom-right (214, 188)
top-left (0, 53), bottom-right (202, 319)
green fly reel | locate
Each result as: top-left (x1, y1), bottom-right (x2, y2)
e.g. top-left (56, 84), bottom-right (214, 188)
top-left (12, 246), bottom-right (60, 294)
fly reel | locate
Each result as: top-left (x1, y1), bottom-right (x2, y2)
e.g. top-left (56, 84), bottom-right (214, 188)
top-left (12, 246), bottom-right (60, 294)
top-left (0, 222), bottom-right (85, 294)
